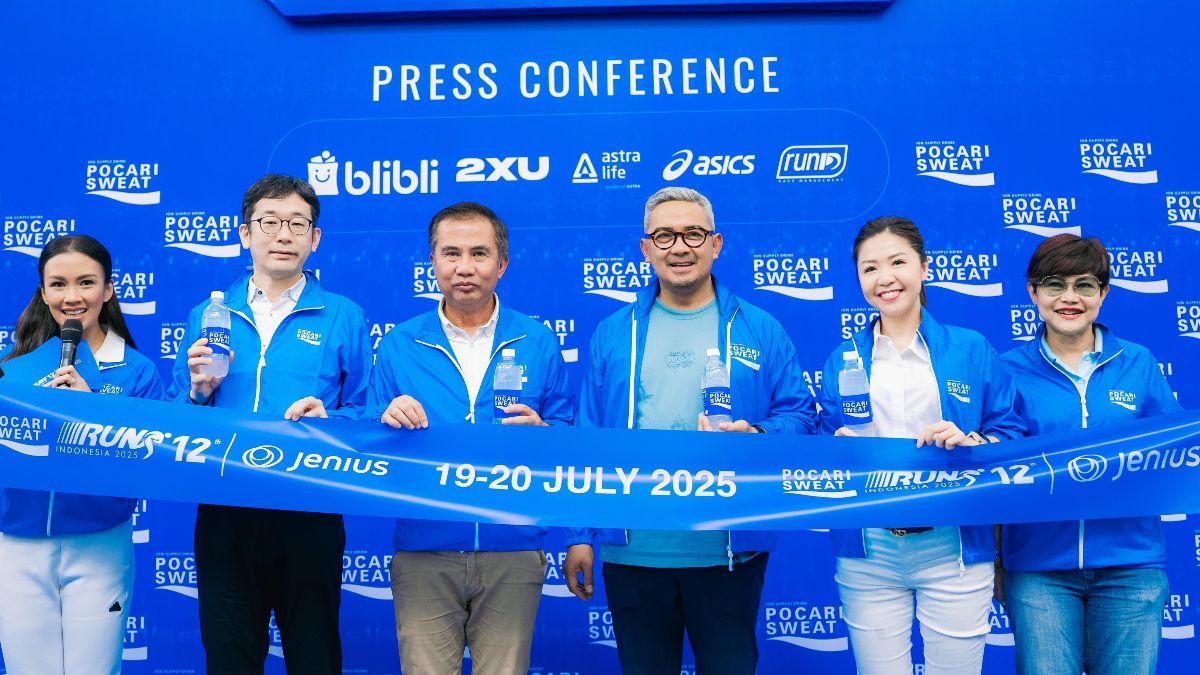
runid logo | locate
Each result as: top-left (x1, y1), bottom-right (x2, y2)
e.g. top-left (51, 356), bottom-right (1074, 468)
top-left (776, 145), bottom-right (848, 182)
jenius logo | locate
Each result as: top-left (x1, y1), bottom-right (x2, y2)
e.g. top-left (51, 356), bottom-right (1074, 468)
top-left (296, 329), bottom-right (322, 346)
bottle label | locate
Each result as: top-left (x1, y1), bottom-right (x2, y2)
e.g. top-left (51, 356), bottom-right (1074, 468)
top-left (494, 388), bottom-right (522, 420)
top-left (702, 386), bottom-right (732, 417)
top-left (202, 327), bottom-right (231, 357)
top-left (841, 393), bottom-right (873, 425)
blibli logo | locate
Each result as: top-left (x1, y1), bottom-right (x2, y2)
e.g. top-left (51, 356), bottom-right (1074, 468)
top-left (113, 269), bottom-right (156, 316)
top-left (582, 257), bottom-right (653, 303)
top-left (776, 145), bottom-right (848, 182)
top-left (924, 250), bottom-right (1003, 297)
top-left (1167, 192), bottom-right (1200, 233)
top-left (751, 254), bottom-right (832, 301)
top-left (342, 550), bottom-right (393, 600)
top-left (307, 149), bottom-right (439, 196)
top-left (661, 149), bottom-right (754, 181)
top-left (1080, 140), bottom-right (1156, 184)
top-left (85, 160), bottom-right (160, 205)
top-left (308, 151), bottom-right (339, 195)
top-left (0, 414), bottom-right (50, 457)
top-left (164, 210), bottom-right (241, 258)
top-left (1108, 248), bottom-right (1168, 294)
top-left (1001, 194), bottom-right (1080, 238)
top-left (915, 141), bottom-right (994, 186)
top-left (764, 602), bottom-right (848, 651)
top-left (3, 216), bottom-right (76, 258)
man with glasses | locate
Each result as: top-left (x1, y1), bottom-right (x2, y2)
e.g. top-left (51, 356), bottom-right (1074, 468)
top-left (563, 186), bottom-right (817, 675)
top-left (169, 174), bottom-right (371, 674)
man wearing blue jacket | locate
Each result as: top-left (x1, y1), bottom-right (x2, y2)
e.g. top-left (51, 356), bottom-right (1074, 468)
top-left (563, 187), bottom-right (817, 675)
top-left (367, 202), bottom-right (573, 675)
top-left (168, 175), bottom-right (372, 674)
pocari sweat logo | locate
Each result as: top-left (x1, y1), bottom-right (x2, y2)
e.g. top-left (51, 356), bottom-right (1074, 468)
top-left (986, 601), bottom-right (1014, 646)
top-left (85, 160), bottom-right (160, 205)
top-left (154, 552), bottom-right (197, 598)
top-left (131, 499), bottom-right (150, 544)
top-left (1164, 593), bottom-right (1194, 640)
top-left (542, 550), bottom-right (574, 597)
top-left (1009, 304), bottom-right (1040, 342)
top-left (582, 257), bottom-right (653, 303)
top-left (304, 149), bottom-right (439, 196)
top-left (781, 468), bottom-right (856, 498)
top-left (1107, 247), bottom-right (1168, 294)
top-left (112, 268), bottom-right (156, 316)
top-left (1166, 191), bottom-right (1200, 233)
top-left (571, 150), bottom-right (641, 189)
top-left (661, 149), bottom-right (754, 181)
top-left (164, 210), bottom-right (241, 258)
top-left (1177, 301), bottom-right (1200, 340)
top-left (532, 316), bottom-right (580, 363)
top-left (1001, 194), bottom-right (1080, 237)
top-left (1108, 389), bottom-right (1137, 412)
top-left (158, 321), bottom-right (186, 361)
top-left (945, 380), bottom-right (972, 404)
top-left (915, 141), bottom-right (994, 186)
top-left (3, 215), bottom-right (75, 257)
top-left (838, 306), bottom-right (879, 340)
top-left (776, 145), bottom-right (848, 182)
top-left (122, 615), bottom-right (148, 661)
top-left (0, 324), bottom-right (14, 359)
top-left (924, 249), bottom-right (1003, 297)
top-left (730, 343), bottom-right (762, 372)
top-left (0, 414), bottom-right (51, 457)
top-left (413, 261), bottom-right (441, 300)
top-left (763, 601), bottom-right (848, 651)
top-left (1080, 139), bottom-right (1157, 184)
top-left (751, 253), bottom-right (832, 301)
top-left (342, 550), bottom-right (393, 600)
top-left (587, 607), bottom-right (616, 647)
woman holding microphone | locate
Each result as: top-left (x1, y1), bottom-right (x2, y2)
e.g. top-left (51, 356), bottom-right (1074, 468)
top-left (0, 235), bottom-right (163, 675)
top-left (817, 216), bottom-right (1025, 674)
top-left (1000, 234), bottom-right (1177, 675)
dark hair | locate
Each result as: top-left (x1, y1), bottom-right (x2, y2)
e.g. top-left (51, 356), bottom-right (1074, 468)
top-left (241, 174), bottom-right (320, 227)
top-left (2, 235), bottom-right (136, 363)
top-left (1026, 233), bottom-right (1109, 285)
top-left (852, 215), bottom-right (928, 306)
top-left (428, 202), bottom-right (509, 260)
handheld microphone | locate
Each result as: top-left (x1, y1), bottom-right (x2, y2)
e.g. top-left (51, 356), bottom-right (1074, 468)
top-left (59, 319), bottom-right (84, 369)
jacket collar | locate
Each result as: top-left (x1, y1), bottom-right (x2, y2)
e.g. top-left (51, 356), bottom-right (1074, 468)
top-left (223, 269), bottom-right (325, 317)
top-left (414, 299), bottom-right (526, 351)
top-left (1027, 321), bottom-right (1122, 364)
top-left (851, 307), bottom-right (945, 377)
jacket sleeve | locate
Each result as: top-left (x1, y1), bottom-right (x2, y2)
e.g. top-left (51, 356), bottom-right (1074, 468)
top-left (330, 303), bottom-right (372, 420)
top-left (755, 326), bottom-right (817, 435)
top-left (815, 348), bottom-right (844, 435)
top-left (166, 306), bottom-right (203, 405)
top-left (538, 334), bottom-right (575, 427)
top-left (365, 330), bottom-right (401, 425)
top-left (130, 359), bottom-right (166, 402)
top-left (978, 341), bottom-right (1027, 441)
top-left (1139, 349), bottom-right (1183, 417)
top-left (576, 328), bottom-right (609, 429)
top-left (563, 526), bottom-right (595, 547)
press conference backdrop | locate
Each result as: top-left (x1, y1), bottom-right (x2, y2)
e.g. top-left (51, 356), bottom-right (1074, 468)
top-left (1, 0), bottom-right (1197, 672)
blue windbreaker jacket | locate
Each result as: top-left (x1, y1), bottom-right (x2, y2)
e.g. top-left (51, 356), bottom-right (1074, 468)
top-left (565, 278), bottom-right (818, 558)
top-left (366, 303), bottom-right (574, 551)
top-left (1000, 324), bottom-right (1180, 571)
top-left (1, 334), bottom-right (164, 537)
top-left (817, 309), bottom-right (1026, 564)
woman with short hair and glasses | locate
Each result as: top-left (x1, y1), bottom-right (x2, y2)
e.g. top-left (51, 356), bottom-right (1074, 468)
top-left (999, 234), bottom-right (1178, 675)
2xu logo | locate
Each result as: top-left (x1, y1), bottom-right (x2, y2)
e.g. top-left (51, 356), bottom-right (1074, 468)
top-left (456, 156), bottom-right (549, 182)
top-left (1067, 454), bottom-right (1108, 482)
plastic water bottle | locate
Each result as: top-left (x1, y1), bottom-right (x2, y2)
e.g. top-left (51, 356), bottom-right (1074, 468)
top-left (200, 291), bottom-right (231, 378)
top-left (838, 351), bottom-right (875, 436)
top-left (493, 348), bottom-right (522, 424)
top-left (701, 347), bottom-right (733, 429)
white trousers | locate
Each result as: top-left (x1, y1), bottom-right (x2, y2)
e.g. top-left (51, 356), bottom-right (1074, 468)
top-left (835, 527), bottom-right (993, 675)
top-left (0, 520), bottom-right (132, 675)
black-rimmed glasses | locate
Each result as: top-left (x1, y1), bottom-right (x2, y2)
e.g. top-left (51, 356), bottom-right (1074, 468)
top-left (251, 216), bottom-right (313, 236)
top-left (644, 229), bottom-right (713, 250)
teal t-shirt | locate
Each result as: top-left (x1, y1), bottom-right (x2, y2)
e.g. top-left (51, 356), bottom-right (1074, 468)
top-left (605, 299), bottom-right (730, 568)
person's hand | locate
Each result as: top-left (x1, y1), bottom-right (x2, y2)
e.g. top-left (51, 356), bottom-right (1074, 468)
top-left (500, 403), bottom-right (546, 426)
top-left (186, 338), bottom-right (231, 404)
top-left (381, 395), bottom-right (428, 430)
top-left (563, 544), bottom-right (595, 600)
top-left (916, 421), bottom-right (971, 449)
top-left (46, 365), bottom-right (90, 392)
top-left (834, 427), bottom-right (858, 437)
top-left (284, 396), bottom-right (328, 421)
top-left (698, 413), bottom-right (758, 433)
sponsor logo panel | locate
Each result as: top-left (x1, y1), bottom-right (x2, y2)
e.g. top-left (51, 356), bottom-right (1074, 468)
top-left (1080, 139), bottom-right (1156, 184)
top-left (915, 141), bottom-right (993, 186)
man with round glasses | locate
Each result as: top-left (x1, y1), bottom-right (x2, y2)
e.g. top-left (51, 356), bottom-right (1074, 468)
top-left (168, 174), bottom-right (372, 674)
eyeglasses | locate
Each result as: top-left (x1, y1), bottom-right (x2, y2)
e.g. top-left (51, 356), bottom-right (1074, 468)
top-left (251, 216), bottom-right (313, 236)
top-left (1034, 275), bottom-right (1104, 298)
top-left (644, 229), bottom-right (713, 250)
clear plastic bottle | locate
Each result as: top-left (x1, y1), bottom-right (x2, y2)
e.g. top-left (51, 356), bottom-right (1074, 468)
top-left (493, 348), bottom-right (522, 424)
top-left (200, 291), bottom-right (231, 378)
top-left (701, 347), bottom-right (733, 428)
top-left (838, 351), bottom-right (875, 436)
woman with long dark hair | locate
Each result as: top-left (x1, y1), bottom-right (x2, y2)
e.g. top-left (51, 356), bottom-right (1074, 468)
top-left (0, 235), bottom-right (163, 675)
top-left (817, 216), bottom-right (1025, 674)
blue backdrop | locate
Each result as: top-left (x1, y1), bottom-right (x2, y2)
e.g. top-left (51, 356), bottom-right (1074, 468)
top-left (1, 0), bottom-right (1197, 672)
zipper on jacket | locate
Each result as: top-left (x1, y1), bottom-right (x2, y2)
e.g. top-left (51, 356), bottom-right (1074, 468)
top-left (45, 491), bottom-right (55, 536)
top-left (230, 305), bottom-right (324, 414)
top-left (1078, 520), bottom-right (1085, 569)
top-left (626, 317), bottom-right (637, 429)
top-left (726, 532), bottom-right (734, 571)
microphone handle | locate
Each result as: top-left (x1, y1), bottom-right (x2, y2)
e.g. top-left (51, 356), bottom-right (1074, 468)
top-left (60, 343), bottom-right (78, 370)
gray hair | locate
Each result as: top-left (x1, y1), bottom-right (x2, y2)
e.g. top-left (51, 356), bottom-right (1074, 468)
top-left (643, 187), bottom-right (715, 231)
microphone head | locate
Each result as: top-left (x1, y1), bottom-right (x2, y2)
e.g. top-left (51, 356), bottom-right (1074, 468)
top-left (60, 319), bottom-right (84, 345)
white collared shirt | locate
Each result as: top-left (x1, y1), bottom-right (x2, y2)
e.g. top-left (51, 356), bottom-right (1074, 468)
top-left (93, 330), bottom-right (126, 364)
top-left (247, 276), bottom-right (306, 349)
top-left (439, 295), bottom-right (500, 406)
top-left (869, 323), bottom-right (942, 439)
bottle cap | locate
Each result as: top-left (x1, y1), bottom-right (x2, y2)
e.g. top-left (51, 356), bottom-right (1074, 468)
top-left (210, 291), bottom-right (225, 302)
top-left (502, 348), bottom-right (516, 359)
top-left (706, 348), bottom-right (720, 358)
top-left (843, 350), bottom-right (859, 362)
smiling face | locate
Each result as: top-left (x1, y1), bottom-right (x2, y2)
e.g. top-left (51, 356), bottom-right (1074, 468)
top-left (40, 250), bottom-right (114, 346)
top-left (641, 199), bottom-right (723, 294)
top-left (855, 231), bottom-right (928, 323)
top-left (1029, 274), bottom-right (1108, 342)
top-left (431, 216), bottom-right (508, 316)
top-left (239, 192), bottom-right (321, 284)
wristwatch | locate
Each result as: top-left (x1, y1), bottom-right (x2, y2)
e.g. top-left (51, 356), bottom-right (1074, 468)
top-left (966, 431), bottom-right (990, 445)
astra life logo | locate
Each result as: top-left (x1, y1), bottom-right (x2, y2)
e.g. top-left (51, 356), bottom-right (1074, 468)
top-left (305, 149), bottom-right (439, 196)
top-left (3, 216), bottom-right (75, 258)
top-left (751, 254), bottom-right (832, 301)
top-left (1177, 302), bottom-right (1200, 340)
top-left (915, 141), bottom-right (994, 187)
top-left (776, 145), bottom-right (847, 182)
top-left (1080, 140), bottom-right (1157, 184)
top-left (924, 250), bottom-right (1003, 297)
top-left (1164, 593), bottom-right (1194, 640)
top-left (164, 210), bottom-right (242, 258)
top-left (572, 150), bottom-right (641, 188)
top-left (1108, 247), bottom-right (1168, 294)
top-left (661, 149), bottom-right (755, 181)
top-left (764, 601), bottom-right (848, 651)
top-left (233, 444), bottom-right (390, 477)
top-left (112, 269), bottom-right (156, 316)
top-left (1167, 192), bottom-right (1200, 233)
top-left (154, 552), bottom-right (197, 598)
top-left (1010, 304), bottom-right (1040, 342)
top-left (0, 415), bottom-right (51, 457)
top-left (1001, 194), bottom-right (1080, 238)
top-left (85, 160), bottom-right (160, 205)
top-left (582, 258), bottom-right (653, 303)
top-left (342, 550), bottom-right (393, 600)
top-left (781, 468), bottom-right (856, 499)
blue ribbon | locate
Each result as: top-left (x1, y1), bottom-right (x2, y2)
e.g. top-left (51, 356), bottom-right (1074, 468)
top-left (1, 383), bottom-right (1197, 530)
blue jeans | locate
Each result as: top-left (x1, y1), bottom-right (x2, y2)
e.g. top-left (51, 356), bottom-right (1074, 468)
top-left (1004, 567), bottom-right (1169, 675)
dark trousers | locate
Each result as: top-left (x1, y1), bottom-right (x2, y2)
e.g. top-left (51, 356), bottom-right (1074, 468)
top-left (602, 553), bottom-right (769, 675)
top-left (195, 505), bottom-right (345, 675)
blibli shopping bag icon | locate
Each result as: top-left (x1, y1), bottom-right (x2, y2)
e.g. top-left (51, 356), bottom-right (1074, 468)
top-left (308, 151), bottom-right (339, 195)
